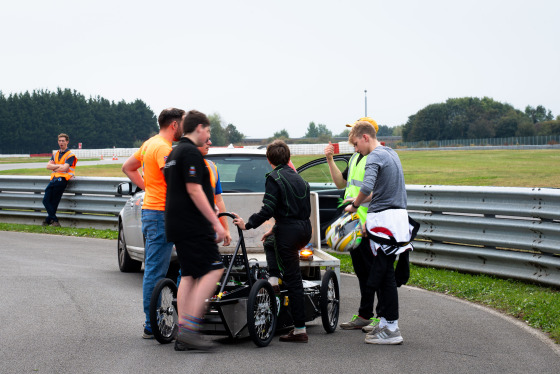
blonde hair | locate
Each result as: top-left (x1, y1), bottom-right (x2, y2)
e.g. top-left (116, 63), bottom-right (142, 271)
top-left (58, 133), bottom-right (69, 141)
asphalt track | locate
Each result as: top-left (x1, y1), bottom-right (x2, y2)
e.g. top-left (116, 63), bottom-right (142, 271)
top-left (0, 231), bottom-right (558, 374)
top-left (0, 158), bottom-right (125, 172)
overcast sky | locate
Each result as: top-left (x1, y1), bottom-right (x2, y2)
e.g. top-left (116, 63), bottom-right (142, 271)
top-left (1, 0), bottom-right (558, 138)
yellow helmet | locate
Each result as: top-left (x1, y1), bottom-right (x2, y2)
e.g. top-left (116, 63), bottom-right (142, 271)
top-left (325, 212), bottom-right (363, 252)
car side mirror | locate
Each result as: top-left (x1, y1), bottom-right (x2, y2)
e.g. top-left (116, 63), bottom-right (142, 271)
top-left (117, 182), bottom-right (133, 195)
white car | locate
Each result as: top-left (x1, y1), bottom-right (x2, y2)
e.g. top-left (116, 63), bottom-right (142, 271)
top-left (117, 147), bottom-right (352, 276)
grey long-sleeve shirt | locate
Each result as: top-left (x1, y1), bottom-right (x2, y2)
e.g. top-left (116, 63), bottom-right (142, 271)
top-left (360, 146), bottom-right (407, 212)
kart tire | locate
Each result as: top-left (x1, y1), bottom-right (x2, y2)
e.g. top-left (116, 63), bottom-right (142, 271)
top-left (247, 279), bottom-right (278, 347)
top-left (320, 269), bottom-right (340, 333)
top-left (149, 278), bottom-right (178, 344)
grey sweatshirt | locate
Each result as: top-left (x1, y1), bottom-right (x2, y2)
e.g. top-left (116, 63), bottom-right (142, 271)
top-left (360, 146), bottom-right (407, 212)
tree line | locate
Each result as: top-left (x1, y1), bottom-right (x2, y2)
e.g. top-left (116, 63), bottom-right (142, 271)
top-left (2, 89), bottom-right (557, 153)
top-left (269, 121), bottom-right (394, 143)
top-left (401, 97), bottom-right (559, 142)
top-left (0, 89), bottom-right (246, 153)
top-left (0, 88), bottom-right (158, 153)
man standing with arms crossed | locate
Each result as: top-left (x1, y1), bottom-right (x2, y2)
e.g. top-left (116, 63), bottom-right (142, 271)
top-left (122, 108), bottom-right (185, 338)
top-left (324, 117), bottom-right (380, 332)
top-left (164, 110), bottom-right (226, 351)
top-left (43, 133), bottom-right (77, 227)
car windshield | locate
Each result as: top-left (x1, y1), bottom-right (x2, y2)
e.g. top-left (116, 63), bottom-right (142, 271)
top-left (206, 155), bottom-right (272, 192)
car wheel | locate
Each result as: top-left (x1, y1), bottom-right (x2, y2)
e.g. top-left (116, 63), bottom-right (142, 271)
top-left (118, 221), bottom-right (142, 272)
top-left (149, 278), bottom-right (178, 344)
top-left (247, 280), bottom-right (277, 347)
top-left (320, 270), bottom-right (340, 333)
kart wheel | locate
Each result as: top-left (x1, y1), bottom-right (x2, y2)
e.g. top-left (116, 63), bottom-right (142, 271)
top-left (320, 270), bottom-right (340, 333)
top-left (118, 221), bottom-right (141, 272)
top-left (149, 278), bottom-right (178, 344)
top-left (247, 279), bottom-right (277, 347)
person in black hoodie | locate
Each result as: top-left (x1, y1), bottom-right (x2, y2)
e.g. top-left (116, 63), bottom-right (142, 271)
top-left (233, 140), bottom-right (312, 343)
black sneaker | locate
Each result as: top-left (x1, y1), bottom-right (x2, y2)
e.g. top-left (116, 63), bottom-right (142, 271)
top-left (42, 220), bottom-right (51, 226)
top-left (174, 340), bottom-right (192, 351)
top-left (142, 326), bottom-right (154, 339)
top-left (175, 331), bottom-right (215, 351)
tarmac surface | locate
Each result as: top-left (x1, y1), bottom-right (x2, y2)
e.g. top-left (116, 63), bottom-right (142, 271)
top-left (0, 158), bottom-right (125, 171)
top-left (0, 231), bottom-right (558, 374)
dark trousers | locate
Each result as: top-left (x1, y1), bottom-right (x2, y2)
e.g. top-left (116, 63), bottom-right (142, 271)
top-left (43, 178), bottom-right (68, 223)
top-left (268, 221), bottom-right (312, 328)
top-left (367, 249), bottom-right (398, 321)
top-left (350, 239), bottom-right (381, 319)
top-left (263, 231), bottom-right (280, 279)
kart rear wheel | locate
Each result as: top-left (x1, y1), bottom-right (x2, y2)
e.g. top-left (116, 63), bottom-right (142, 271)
top-left (320, 270), bottom-right (340, 333)
top-left (149, 278), bottom-right (178, 344)
top-left (247, 280), bottom-right (277, 347)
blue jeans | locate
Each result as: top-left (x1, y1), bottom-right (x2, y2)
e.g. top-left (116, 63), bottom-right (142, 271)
top-left (43, 177), bottom-right (68, 223)
top-left (141, 209), bottom-right (174, 330)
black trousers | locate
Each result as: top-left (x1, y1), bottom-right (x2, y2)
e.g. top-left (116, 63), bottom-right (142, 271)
top-left (43, 177), bottom-right (68, 223)
top-left (350, 238), bottom-right (381, 319)
top-left (263, 232), bottom-right (280, 279)
top-left (367, 248), bottom-right (398, 321)
top-left (266, 220), bottom-right (312, 328)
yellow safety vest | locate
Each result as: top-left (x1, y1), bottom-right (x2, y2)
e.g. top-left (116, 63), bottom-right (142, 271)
top-left (50, 150), bottom-right (77, 181)
top-left (344, 152), bottom-right (367, 224)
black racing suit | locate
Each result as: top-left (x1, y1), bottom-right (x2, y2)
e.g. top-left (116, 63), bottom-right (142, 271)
top-left (246, 164), bottom-right (312, 328)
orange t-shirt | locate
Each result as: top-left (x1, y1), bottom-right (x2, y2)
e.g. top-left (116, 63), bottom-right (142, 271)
top-left (134, 134), bottom-right (172, 211)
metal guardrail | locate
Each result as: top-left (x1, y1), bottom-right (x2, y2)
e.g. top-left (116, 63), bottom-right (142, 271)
top-left (407, 185), bottom-right (560, 287)
top-left (0, 176), bottom-right (559, 286)
top-left (0, 176), bottom-right (129, 229)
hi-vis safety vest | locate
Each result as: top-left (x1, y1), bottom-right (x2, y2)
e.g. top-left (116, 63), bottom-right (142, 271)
top-left (344, 153), bottom-right (367, 224)
top-left (204, 159), bottom-right (218, 203)
top-left (50, 150), bottom-right (77, 181)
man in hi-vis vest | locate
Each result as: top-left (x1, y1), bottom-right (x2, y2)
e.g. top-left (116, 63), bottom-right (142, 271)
top-left (42, 133), bottom-right (77, 227)
top-left (324, 117), bottom-right (381, 332)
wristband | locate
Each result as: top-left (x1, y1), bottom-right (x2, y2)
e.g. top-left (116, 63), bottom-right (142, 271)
top-left (351, 201), bottom-right (359, 209)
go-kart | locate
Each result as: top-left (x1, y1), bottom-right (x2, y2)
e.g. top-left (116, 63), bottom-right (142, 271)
top-left (149, 213), bottom-right (340, 347)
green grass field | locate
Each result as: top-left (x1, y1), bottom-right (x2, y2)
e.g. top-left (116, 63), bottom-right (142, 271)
top-left (2, 149), bottom-right (560, 187)
top-left (0, 157), bottom-right (52, 163)
top-left (0, 163), bottom-right (126, 177)
top-left (295, 149), bottom-right (560, 187)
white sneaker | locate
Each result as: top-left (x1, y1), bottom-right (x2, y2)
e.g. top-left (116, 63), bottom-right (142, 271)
top-left (364, 326), bottom-right (403, 345)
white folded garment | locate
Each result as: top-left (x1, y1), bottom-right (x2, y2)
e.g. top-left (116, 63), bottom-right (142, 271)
top-left (366, 208), bottom-right (414, 256)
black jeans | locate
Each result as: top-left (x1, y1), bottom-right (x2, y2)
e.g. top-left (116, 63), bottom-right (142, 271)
top-left (270, 220), bottom-right (312, 328)
top-left (350, 239), bottom-right (381, 319)
top-left (43, 178), bottom-right (68, 223)
top-left (367, 249), bottom-right (398, 321)
top-left (263, 229), bottom-right (280, 279)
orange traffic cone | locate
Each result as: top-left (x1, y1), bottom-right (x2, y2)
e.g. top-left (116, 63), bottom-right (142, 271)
top-left (112, 147), bottom-right (118, 160)
top-left (100, 154), bottom-right (104, 160)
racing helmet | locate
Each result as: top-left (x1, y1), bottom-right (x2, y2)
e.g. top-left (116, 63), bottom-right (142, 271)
top-left (325, 212), bottom-right (363, 252)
